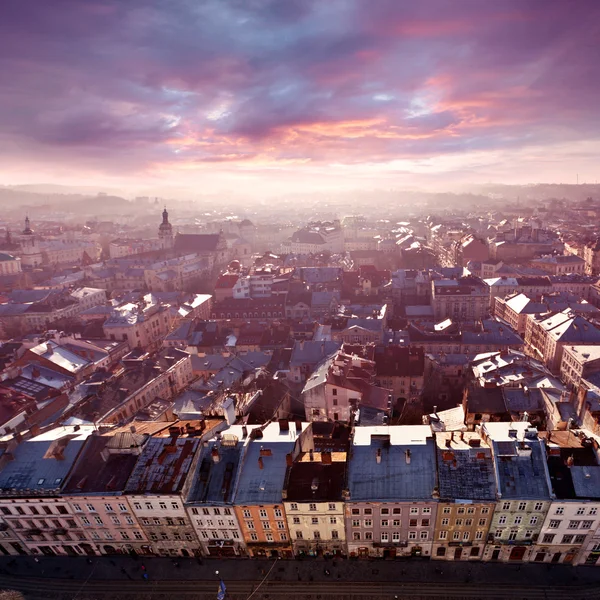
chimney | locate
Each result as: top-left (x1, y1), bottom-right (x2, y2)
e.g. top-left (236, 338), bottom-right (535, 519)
top-left (321, 450), bottom-right (332, 465)
top-left (566, 455), bottom-right (574, 468)
top-left (405, 449), bottom-right (411, 465)
top-left (259, 447), bottom-right (272, 457)
top-left (445, 438), bottom-right (452, 448)
top-left (295, 420), bottom-right (302, 433)
top-left (309, 449), bottom-right (314, 462)
top-left (286, 453), bottom-right (293, 467)
top-left (211, 446), bottom-right (220, 463)
top-left (130, 425), bottom-right (137, 434)
top-left (241, 425), bottom-right (248, 438)
top-left (376, 448), bottom-right (382, 464)
top-left (450, 431), bottom-right (455, 442)
top-left (433, 405), bottom-right (437, 415)
top-left (278, 418), bottom-right (289, 434)
top-left (460, 432), bottom-right (465, 442)
top-left (258, 456), bottom-right (264, 470)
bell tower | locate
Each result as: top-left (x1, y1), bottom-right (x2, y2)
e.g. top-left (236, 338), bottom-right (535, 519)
top-left (158, 207), bottom-right (174, 249)
top-left (20, 215), bottom-right (42, 268)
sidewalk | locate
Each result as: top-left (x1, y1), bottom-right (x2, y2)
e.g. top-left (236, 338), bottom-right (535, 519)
top-left (1, 554), bottom-right (599, 587)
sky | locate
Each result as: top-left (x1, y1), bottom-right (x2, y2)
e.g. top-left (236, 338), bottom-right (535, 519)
top-left (1, 0), bottom-right (599, 196)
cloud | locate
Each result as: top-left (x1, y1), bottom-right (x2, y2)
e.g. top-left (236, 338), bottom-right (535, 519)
top-left (0, 0), bottom-right (599, 190)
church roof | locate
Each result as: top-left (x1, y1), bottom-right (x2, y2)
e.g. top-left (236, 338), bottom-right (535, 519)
top-left (174, 233), bottom-right (221, 253)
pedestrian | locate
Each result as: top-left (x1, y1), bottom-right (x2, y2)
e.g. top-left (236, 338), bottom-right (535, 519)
top-left (141, 564), bottom-right (146, 571)
top-left (34, 558), bottom-right (39, 563)
top-left (143, 572), bottom-right (149, 581)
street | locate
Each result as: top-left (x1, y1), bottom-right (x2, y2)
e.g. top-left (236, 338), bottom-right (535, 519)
top-left (1, 555), bottom-right (600, 599)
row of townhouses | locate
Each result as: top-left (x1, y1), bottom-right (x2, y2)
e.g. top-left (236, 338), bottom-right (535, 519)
top-left (1, 420), bottom-right (600, 567)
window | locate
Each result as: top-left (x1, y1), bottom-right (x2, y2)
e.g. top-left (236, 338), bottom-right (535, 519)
top-left (265, 533), bottom-right (274, 542)
top-left (81, 516), bottom-right (90, 526)
top-left (0, 508), bottom-right (10, 516)
top-left (455, 518), bottom-right (463, 526)
top-left (442, 507), bottom-right (451, 514)
top-left (309, 504), bottom-right (317, 512)
top-left (328, 503), bottom-right (336, 511)
top-left (576, 508), bottom-right (585, 516)
top-left (508, 531), bottom-right (517, 541)
top-left (542, 534), bottom-right (555, 543)
top-left (351, 508), bottom-right (360, 515)
top-left (296, 530), bottom-right (303, 540)
top-left (120, 532), bottom-right (130, 540)
top-left (86, 504), bottom-right (95, 512)
top-left (365, 531), bottom-right (372, 540)
top-left (481, 507), bottom-right (489, 514)
top-left (142, 518), bottom-right (150, 525)
top-left (72, 504), bottom-right (82, 513)
top-left (259, 509), bottom-right (268, 519)
top-left (518, 502), bottom-right (527, 511)
top-left (105, 532), bottom-right (113, 540)
top-left (555, 507), bottom-right (564, 515)
top-left (452, 531), bottom-right (461, 540)
top-left (330, 517), bottom-right (337, 524)
top-left (475, 530), bottom-right (484, 541)
top-left (94, 516), bottom-right (103, 525)
top-left (118, 504), bottom-right (127, 512)
top-left (421, 531), bottom-right (429, 540)
top-left (498, 516), bottom-right (507, 525)
top-left (274, 508), bottom-right (282, 518)
top-left (293, 517), bottom-right (300, 524)
top-left (441, 518), bottom-right (449, 526)
top-left (529, 516), bottom-right (538, 525)
top-left (408, 531), bottom-right (417, 540)
top-left (581, 520), bottom-right (594, 529)
top-left (439, 531), bottom-right (448, 540)
top-left (153, 518), bottom-right (161, 525)
top-left (261, 521), bottom-right (271, 530)
top-left (381, 520), bottom-right (388, 527)
top-left (467, 507), bottom-right (475, 515)
top-left (409, 519), bottom-right (417, 527)
top-left (203, 508), bottom-right (210, 516)
top-left (381, 508), bottom-right (389, 515)
top-left (364, 519), bottom-right (372, 527)
top-left (457, 507), bottom-right (465, 515)
top-left (393, 508), bottom-right (401, 515)
top-left (353, 532), bottom-right (360, 541)
top-left (562, 535), bottom-right (574, 544)
top-left (410, 507), bottom-right (418, 515)
top-left (352, 520), bottom-right (360, 527)
top-left (462, 531), bottom-right (469, 541)
top-left (104, 504), bottom-right (114, 512)
top-left (111, 516), bottom-right (121, 525)
top-left (311, 517), bottom-right (318, 525)
top-left (246, 521), bottom-right (255, 530)
top-left (534, 502), bottom-right (543, 511)
top-left (381, 533), bottom-right (389, 542)
top-left (250, 533), bottom-right (258, 541)
top-left (224, 508), bottom-right (231, 516)
top-left (166, 517), bottom-right (174, 526)
top-left (514, 516), bottom-right (522, 525)
top-left (243, 510), bottom-right (251, 519)
top-left (421, 519), bottom-right (430, 527)
top-left (159, 502), bottom-right (167, 510)
top-left (478, 519), bottom-right (486, 527)
top-left (574, 535), bottom-right (586, 544)
top-left (146, 503), bottom-right (153, 510)
top-left (590, 508), bottom-right (598, 516)
top-left (171, 502), bottom-right (179, 510)
top-left (524, 529), bottom-right (533, 539)
top-left (568, 520), bottom-right (580, 529)
top-left (502, 502), bottom-right (511, 511)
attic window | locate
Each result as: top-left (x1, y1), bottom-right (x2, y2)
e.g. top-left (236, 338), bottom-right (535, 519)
top-left (54, 478), bottom-right (62, 485)
top-left (37, 478), bottom-right (45, 485)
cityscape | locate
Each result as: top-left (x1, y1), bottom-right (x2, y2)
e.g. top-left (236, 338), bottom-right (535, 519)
top-left (2, 0), bottom-right (600, 598)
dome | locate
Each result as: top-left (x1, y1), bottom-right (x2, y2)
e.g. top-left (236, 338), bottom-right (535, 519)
top-left (240, 219), bottom-right (254, 227)
top-left (228, 259), bottom-right (241, 271)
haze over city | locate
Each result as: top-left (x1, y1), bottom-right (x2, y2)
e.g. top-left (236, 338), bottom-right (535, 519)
top-left (1, 0), bottom-right (599, 197)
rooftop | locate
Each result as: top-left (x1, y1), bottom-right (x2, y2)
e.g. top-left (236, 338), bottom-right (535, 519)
top-left (435, 432), bottom-right (496, 501)
top-left (62, 432), bottom-right (147, 494)
top-left (124, 435), bottom-right (200, 494)
top-left (0, 425), bottom-right (95, 495)
top-left (284, 461), bottom-right (346, 502)
top-left (347, 425), bottom-right (436, 502)
top-left (234, 421), bottom-right (308, 505)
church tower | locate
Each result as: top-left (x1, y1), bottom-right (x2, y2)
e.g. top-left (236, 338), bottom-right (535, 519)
top-left (20, 216), bottom-right (43, 268)
top-left (158, 207), bottom-right (174, 249)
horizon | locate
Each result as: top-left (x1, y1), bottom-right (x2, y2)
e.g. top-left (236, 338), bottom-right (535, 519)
top-left (1, 0), bottom-right (599, 197)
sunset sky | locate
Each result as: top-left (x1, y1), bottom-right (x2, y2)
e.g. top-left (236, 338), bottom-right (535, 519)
top-left (1, 0), bottom-right (599, 195)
